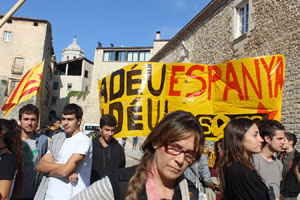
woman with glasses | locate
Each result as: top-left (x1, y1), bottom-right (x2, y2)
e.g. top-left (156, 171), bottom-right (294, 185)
top-left (218, 118), bottom-right (270, 200)
top-left (0, 119), bottom-right (23, 200)
top-left (74, 110), bottom-right (204, 200)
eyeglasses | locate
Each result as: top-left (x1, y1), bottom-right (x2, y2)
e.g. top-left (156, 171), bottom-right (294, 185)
top-left (164, 143), bottom-right (198, 163)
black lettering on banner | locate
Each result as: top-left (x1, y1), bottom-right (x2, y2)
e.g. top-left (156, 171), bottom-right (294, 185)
top-left (197, 115), bottom-right (214, 135)
top-left (231, 114), bottom-right (266, 122)
top-left (131, 64), bottom-right (138, 69)
top-left (130, 98), bottom-right (141, 105)
top-left (164, 100), bottom-right (168, 115)
top-left (109, 102), bottom-right (123, 134)
top-left (147, 98), bottom-right (161, 131)
top-left (127, 106), bottom-right (143, 130)
top-left (196, 113), bottom-right (268, 138)
top-left (110, 69), bottom-right (125, 101)
top-left (211, 114), bottom-right (231, 138)
top-left (99, 78), bottom-right (108, 103)
top-left (147, 64), bottom-right (166, 96)
top-left (127, 70), bottom-right (142, 96)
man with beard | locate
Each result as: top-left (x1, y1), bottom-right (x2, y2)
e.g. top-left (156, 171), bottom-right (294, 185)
top-left (90, 114), bottom-right (125, 184)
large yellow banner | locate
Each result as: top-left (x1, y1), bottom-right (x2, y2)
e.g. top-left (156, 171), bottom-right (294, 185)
top-left (98, 55), bottom-right (285, 140)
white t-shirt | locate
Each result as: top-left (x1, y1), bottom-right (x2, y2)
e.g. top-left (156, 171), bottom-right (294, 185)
top-left (45, 132), bottom-right (92, 200)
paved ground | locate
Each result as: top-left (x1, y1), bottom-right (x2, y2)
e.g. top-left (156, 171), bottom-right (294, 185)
top-left (116, 137), bottom-right (143, 167)
top-left (125, 149), bottom-right (142, 167)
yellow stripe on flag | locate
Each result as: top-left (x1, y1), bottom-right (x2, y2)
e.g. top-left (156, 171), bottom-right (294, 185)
top-left (2, 61), bottom-right (44, 117)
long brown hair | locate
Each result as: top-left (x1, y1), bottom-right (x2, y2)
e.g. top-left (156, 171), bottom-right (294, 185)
top-left (0, 119), bottom-right (23, 195)
top-left (125, 110), bottom-right (204, 200)
top-left (217, 118), bottom-right (257, 194)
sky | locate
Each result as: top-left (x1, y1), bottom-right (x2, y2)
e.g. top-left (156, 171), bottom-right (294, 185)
top-left (1, 0), bottom-right (212, 62)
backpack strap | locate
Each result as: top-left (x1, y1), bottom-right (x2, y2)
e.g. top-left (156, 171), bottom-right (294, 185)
top-left (179, 178), bottom-right (190, 200)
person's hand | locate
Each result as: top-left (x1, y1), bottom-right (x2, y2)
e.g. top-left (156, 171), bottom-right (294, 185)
top-left (69, 172), bottom-right (78, 183)
top-left (44, 153), bottom-right (55, 163)
top-left (206, 181), bottom-right (216, 190)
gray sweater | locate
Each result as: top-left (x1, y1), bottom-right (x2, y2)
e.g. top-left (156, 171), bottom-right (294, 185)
top-left (184, 154), bottom-right (212, 193)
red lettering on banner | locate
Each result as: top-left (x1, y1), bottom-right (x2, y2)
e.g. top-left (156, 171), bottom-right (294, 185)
top-left (275, 56), bottom-right (284, 97)
top-left (186, 65), bottom-right (207, 97)
top-left (223, 62), bottom-right (244, 101)
top-left (208, 66), bottom-right (221, 100)
top-left (260, 56), bottom-right (275, 98)
top-left (242, 61), bottom-right (262, 100)
top-left (169, 65), bottom-right (185, 96)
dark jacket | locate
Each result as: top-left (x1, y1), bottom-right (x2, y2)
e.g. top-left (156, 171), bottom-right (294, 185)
top-left (90, 135), bottom-right (125, 184)
top-left (108, 165), bottom-right (199, 200)
top-left (280, 150), bottom-right (300, 198)
top-left (224, 162), bottom-right (270, 200)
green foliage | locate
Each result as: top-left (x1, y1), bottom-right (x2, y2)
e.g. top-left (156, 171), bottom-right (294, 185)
top-left (66, 91), bottom-right (89, 104)
top-left (1, 79), bottom-right (7, 85)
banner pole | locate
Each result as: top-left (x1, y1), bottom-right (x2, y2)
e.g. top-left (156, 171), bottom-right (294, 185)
top-left (0, 0), bottom-right (26, 29)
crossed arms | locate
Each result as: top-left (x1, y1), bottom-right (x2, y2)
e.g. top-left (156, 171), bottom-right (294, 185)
top-left (37, 153), bottom-right (85, 181)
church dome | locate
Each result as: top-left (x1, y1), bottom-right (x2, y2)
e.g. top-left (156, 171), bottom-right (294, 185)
top-left (62, 36), bottom-right (85, 61)
top-left (65, 37), bottom-right (82, 51)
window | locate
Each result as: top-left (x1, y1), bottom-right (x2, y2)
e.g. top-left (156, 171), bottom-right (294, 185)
top-left (67, 83), bottom-right (72, 91)
top-left (7, 79), bottom-right (19, 95)
top-left (53, 82), bottom-right (59, 90)
top-left (117, 51), bottom-right (127, 61)
top-left (103, 50), bottom-right (151, 62)
top-left (12, 57), bottom-right (24, 74)
top-left (128, 51), bottom-right (138, 61)
top-left (51, 96), bottom-right (57, 105)
top-left (232, 0), bottom-right (253, 43)
top-left (84, 70), bottom-right (88, 78)
top-left (239, 3), bottom-right (249, 35)
top-left (103, 51), bottom-right (115, 61)
top-left (139, 51), bottom-right (150, 61)
top-left (85, 86), bottom-right (88, 91)
top-left (33, 22), bottom-right (38, 26)
top-left (3, 31), bottom-right (11, 41)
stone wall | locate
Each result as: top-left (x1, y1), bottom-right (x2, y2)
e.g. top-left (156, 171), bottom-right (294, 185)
top-left (0, 17), bottom-right (54, 126)
top-left (153, 0), bottom-right (300, 149)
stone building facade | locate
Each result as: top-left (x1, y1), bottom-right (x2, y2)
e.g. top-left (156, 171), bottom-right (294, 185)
top-left (82, 32), bottom-right (168, 125)
top-left (50, 57), bottom-right (93, 119)
top-left (150, 0), bottom-right (300, 148)
top-left (0, 16), bottom-right (55, 126)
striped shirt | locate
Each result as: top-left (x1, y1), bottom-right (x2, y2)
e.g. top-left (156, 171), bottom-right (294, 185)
top-left (72, 176), bottom-right (114, 200)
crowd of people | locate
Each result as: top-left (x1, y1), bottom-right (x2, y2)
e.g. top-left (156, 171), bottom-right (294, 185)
top-left (0, 103), bottom-right (299, 200)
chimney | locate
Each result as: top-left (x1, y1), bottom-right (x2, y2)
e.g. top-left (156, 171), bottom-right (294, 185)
top-left (156, 31), bottom-right (160, 40)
